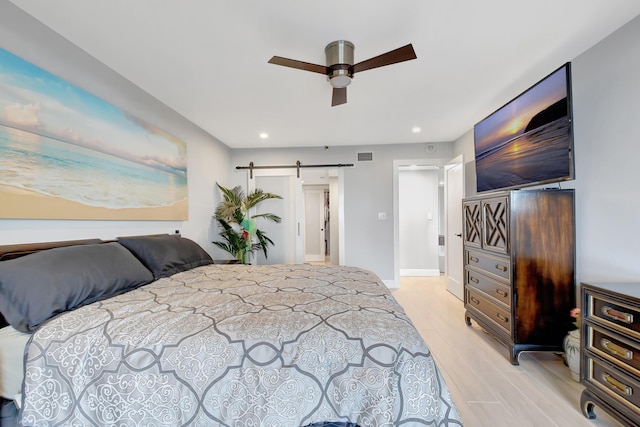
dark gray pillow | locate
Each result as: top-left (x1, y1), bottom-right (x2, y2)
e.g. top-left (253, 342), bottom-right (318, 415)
top-left (0, 242), bottom-right (154, 333)
top-left (117, 234), bottom-right (213, 279)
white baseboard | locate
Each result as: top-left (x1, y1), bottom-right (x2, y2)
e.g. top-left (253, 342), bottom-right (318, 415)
top-left (400, 269), bottom-right (441, 277)
top-left (383, 279), bottom-right (398, 289)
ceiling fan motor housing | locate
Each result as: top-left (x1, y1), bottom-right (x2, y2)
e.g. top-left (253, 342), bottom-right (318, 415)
top-left (325, 40), bottom-right (354, 88)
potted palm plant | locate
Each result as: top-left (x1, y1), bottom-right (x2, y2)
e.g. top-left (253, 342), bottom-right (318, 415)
top-left (212, 183), bottom-right (282, 264)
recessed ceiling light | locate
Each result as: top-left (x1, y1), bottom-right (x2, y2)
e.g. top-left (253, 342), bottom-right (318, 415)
top-left (259, 133), bottom-right (269, 139)
top-left (412, 127), bottom-right (421, 134)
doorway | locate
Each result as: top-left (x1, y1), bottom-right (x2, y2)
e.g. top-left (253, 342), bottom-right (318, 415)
top-left (393, 156), bottom-right (464, 291)
top-left (303, 186), bottom-right (328, 263)
top-left (247, 168), bottom-right (343, 266)
top-left (398, 166), bottom-right (441, 276)
top-left (300, 168), bottom-right (342, 265)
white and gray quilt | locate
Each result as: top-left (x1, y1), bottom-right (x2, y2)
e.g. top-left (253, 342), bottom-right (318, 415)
top-left (21, 264), bottom-right (463, 426)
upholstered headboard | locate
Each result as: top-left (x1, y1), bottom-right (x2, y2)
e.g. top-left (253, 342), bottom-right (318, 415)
top-left (0, 239), bottom-right (103, 261)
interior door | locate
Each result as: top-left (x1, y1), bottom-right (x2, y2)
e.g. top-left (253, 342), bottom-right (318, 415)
top-left (445, 158), bottom-right (464, 300)
top-left (248, 170), bottom-right (303, 265)
top-left (303, 188), bottom-right (326, 262)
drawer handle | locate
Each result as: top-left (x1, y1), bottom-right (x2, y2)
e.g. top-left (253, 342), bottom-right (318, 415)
top-left (469, 256), bottom-right (479, 263)
top-left (602, 306), bottom-right (634, 324)
top-left (494, 264), bottom-right (507, 272)
top-left (602, 372), bottom-right (633, 396)
top-left (470, 296), bottom-right (480, 305)
top-left (469, 276), bottom-right (479, 284)
top-left (601, 339), bottom-right (633, 360)
top-left (496, 313), bottom-right (509, 323)
top-left (496, 289), bottom-right (508, 298)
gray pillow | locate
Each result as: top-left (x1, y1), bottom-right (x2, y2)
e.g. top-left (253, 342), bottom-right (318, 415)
top-left (117, 234), bottom-right (213, 279)
top-left (0, 242), bottom-right (153, 333)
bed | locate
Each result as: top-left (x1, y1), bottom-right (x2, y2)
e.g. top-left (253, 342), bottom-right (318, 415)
top-left (0, 234), bottom-right (463, 426)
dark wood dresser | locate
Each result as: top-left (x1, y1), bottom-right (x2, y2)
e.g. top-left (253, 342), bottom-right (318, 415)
top-left (581, 282), bottom-right (640, 426)
top-left (463, 189), bottom-right (575, 364)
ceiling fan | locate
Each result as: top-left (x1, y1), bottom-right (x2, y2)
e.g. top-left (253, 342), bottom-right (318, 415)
top-left (268, 41), bottom-right (417, 107)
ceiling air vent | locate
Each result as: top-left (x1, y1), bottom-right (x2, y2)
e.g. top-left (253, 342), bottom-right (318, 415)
top-left (357, 152), bottom-right (373, 162)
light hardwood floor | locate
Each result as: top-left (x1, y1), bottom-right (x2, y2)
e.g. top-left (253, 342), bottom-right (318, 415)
top-left (392, 275), bottom-right (620, 427)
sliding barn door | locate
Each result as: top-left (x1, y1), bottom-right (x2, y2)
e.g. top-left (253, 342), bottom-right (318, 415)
top-left (248, 170), bottom-right (303, 265)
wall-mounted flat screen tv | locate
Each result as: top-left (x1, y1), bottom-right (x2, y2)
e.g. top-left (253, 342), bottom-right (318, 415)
top-left (473, 62), bottom-right (574, 193)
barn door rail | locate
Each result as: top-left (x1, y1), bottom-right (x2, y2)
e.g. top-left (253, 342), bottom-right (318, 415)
top-left (236, 161), bottom-right (354, 178)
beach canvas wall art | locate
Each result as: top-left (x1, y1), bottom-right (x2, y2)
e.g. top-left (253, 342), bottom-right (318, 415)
top-left (0, 48), bottom-right (188, 220)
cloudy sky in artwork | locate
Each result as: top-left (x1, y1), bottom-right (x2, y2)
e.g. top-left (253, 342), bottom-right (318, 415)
top-left (0, 48), bottom-right (186, 175)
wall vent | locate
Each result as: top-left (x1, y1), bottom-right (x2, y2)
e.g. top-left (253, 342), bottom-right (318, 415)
top-left (357, 152), bottom-right (373, 162)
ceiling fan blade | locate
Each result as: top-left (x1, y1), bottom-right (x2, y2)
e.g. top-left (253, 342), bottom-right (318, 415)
top-left (268, 56), bottom-right (328, 74)
top-left (351, 44), bottom-right (417, 74)
top-left (332, 87), bottom-right (347, 106)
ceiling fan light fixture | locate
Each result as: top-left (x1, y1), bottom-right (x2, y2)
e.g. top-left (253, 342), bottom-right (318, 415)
top-left (326, 41), bottom-right (354, 88)
top-left (328, 73), bottom-right (352, 88)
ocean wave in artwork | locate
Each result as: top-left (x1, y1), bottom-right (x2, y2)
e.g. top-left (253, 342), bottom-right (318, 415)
top-left (0, 125), bottom-right (187, 209)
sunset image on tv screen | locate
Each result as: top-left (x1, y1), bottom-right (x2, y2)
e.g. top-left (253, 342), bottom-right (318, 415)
top-left (474, 64), bottom-right (573, 193)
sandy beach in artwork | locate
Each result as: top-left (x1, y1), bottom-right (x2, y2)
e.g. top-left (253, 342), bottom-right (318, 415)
top-left (0, 184), bottom-right (188, 220)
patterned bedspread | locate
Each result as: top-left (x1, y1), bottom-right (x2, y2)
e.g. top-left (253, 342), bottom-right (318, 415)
top-left (21, 264), bottom-right (463, 426)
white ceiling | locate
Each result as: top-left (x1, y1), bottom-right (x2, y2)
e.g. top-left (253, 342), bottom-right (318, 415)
top-left (10, 0), bottom-right (640, 149)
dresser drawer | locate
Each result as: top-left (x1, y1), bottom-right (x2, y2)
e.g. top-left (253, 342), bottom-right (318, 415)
top-left (587, 293), bottom-right (640, 338)
top-left (586, 324), bottom-right (640, 375)
top-left (464, 249), bottom-right (510, 281)
top-left (466, 288), bottom-right (511, 335)
top-left (465, 268), bottom-right (511, 307)
top-left (585, 355), bottom-right (640, 414)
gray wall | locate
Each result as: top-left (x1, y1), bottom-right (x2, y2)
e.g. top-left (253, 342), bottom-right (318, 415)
top-left (454, 14), bottom-right (640, 285)
top-left (230, 143), bottom-right (453, 282)
top-left (0, 2), bottom-right (231, 253)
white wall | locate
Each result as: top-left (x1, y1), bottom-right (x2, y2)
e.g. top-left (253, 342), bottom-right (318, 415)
top-left (454, 14), bottom-right (640, 285)
top-left (230, 143), bottom-right (454, 284)
top-left (0, 2), bottom-right (230, 254)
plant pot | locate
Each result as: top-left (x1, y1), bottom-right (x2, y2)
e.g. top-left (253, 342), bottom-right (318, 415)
top-left (563, 329), bottom-right (580, 382)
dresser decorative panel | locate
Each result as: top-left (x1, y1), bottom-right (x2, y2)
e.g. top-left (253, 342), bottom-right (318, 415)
top-left (463, 189), bottom-right (575, 365)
